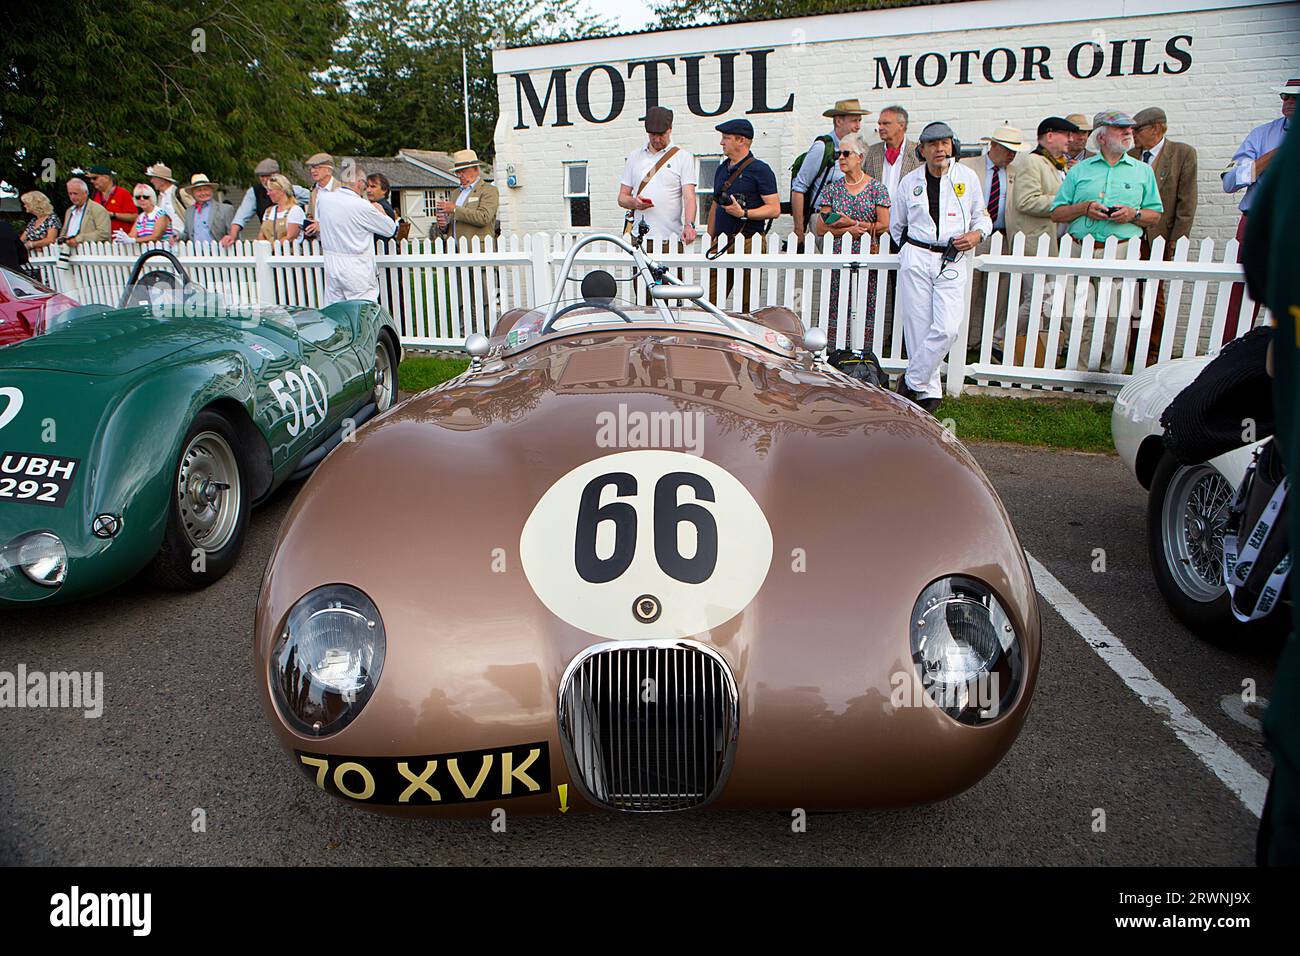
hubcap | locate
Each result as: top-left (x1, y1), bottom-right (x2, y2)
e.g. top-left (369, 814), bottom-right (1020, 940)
top-left (1162, 464), bottom-right (1233, 602)
top-left (374, 342), bottom-right (393, 411)
top-left (177, 431), bottom-right (241, 552)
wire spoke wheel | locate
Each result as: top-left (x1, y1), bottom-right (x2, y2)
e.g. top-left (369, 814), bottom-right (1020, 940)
top-left (177, 430), bottom-right (242, 553)
top-left (1161, 463), bottom-right (1233, 603)
top-left (374, 340), bottom-right (394, 411)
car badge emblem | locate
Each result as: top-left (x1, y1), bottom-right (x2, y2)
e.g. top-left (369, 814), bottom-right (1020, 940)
top-left (92, 514), bottom-right (122, 538)
top-left (632, 594), bottom-right (662, 624)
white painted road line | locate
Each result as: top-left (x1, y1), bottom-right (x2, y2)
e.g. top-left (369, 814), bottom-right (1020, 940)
top-left (1025, 551), bottom-right (1268, 819)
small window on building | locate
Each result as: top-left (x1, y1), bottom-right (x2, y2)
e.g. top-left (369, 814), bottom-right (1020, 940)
top-left (563, 161), bottom-right (590, 228)
top-left (696, 155), bottom-right (722, 226)
top-left (423, 191), bottom-right (438, 219)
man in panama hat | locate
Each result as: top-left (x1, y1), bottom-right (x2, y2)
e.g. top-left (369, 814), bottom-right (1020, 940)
top-left (791, 98), bottom-right (872, 235)
top-left (431, 148), bottom-right (499, 245)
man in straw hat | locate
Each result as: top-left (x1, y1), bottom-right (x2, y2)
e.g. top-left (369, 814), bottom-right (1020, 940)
top-left (791, 98), bottom-right (871, 236)
top-left (1221, 76), bottom-right (1295, 340)
top-left (431, 148), bottom-right (499, 246)
top-left (146, 163), bottom-right (189, 240)
top-left (1064, 113), bottom-right (1094, 167)
top-left (179, 173), bottom-right (234, 244)
top-left (961, 123), bottom-right (1032, 359)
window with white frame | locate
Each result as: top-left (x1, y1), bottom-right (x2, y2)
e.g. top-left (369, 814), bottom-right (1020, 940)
top-left (422, 191), bottom-right (438, 219)
top-left (696, 154), bottom-right (722, 226)
top-left (563, 161), bottom-right (590, 228)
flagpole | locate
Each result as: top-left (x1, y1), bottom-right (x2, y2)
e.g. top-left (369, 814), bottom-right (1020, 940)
top-left (462, 47), bottom-right (471, 150)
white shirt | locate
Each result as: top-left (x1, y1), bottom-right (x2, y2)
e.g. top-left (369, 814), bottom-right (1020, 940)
top-left (881, 147), bottom-right (907, 202)
top-left (65, 203), bottom-right (86, 238)
top-left (620, 141), bottom-right (697, 239)
top-left (1141, 137), bottom-right (1166, 166)
top-left (889, 161), bottom-right (993, 247)
top-left (315, 188), bottom-right (397, 255)
top-left (155, 185), bottom-right (185, 239)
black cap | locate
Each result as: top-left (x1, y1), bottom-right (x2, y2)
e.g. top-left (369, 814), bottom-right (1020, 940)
top-left (645, 106), bottom-right (674, 134)
top-left (715, 118), bottom-right (754, 138)
top-left (1037, 116), bottom-right (1080, 137)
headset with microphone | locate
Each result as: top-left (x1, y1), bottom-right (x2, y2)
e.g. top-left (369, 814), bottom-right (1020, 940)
top-left (913, 122), bottom-right (971, 278)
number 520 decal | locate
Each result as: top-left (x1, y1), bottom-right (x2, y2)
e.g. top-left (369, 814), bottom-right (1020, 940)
top-left (521, 450), bottom-right (773, 640)
top-left (268, 366), bottom-right (328, 437)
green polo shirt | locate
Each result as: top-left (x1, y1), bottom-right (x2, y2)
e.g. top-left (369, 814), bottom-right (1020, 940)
top-left (1051, 151), bottom-right (1163, 242)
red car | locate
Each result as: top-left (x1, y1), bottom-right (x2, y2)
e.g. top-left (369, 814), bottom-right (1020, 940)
top-left (0, 267), bottom-right (79, 345)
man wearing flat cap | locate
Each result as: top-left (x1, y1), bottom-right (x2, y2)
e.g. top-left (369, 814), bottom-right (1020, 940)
top-left (889, 121), bottom-right (992, 412)
top-left (618, 106), bottom-right (697, 244)
top-left (1051, 110), bottom-right (1162, 370)
top-left (87, 165), bottom-right (137, 237)
top-left (221, 158), bottom-right (310, 247)
top-left (1129, 107), bottom-right (1198, 363)
top-left (1064, 113), bottom-right (1095, 167)
top-left (791, 98), bottom-right (871, 236)
top-left (708, 118), bottom-right (779, 311)
top-left (304, 153), bottom-right (342, 239)
top-left (961, 124), bottom-right (1032, 358)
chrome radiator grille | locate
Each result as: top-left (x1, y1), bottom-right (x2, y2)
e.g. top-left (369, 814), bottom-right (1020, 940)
top-left (558, 641), bottom-right (739, 812)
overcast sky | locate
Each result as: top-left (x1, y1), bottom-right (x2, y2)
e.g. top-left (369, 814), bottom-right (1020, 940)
top-left (582, 0), bottom-right (658, 33)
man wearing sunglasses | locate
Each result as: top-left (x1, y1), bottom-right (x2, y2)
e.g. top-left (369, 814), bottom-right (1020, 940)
top-left (1222, 77), bottom-right (1296, 338)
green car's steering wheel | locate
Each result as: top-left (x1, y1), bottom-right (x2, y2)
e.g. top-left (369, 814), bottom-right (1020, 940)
top-left (120, 249), bottom-right (193, 310)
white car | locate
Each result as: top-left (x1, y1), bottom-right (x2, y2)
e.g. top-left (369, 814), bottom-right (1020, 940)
top-left (1112, 355), bottom-right (1264, 637)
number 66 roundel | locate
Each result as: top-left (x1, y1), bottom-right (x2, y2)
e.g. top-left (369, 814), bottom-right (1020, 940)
top-left (520, 450), bottom-right (773, 639)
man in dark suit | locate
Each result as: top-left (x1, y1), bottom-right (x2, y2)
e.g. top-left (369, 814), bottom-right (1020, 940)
top-left (1130, 106), bottom-right (1198, 365)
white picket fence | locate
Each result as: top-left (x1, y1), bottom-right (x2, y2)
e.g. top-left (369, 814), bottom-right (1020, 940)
top-left (28, 231), bottom-right (1267, 396)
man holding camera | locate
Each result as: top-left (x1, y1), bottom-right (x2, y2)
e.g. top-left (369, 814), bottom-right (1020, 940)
top-left (708, 118), bottom-right (779, 312)
top-left (1050, 110), bottom-right (1163, 369)
top-left (888, 121), bottom-right (991, 413)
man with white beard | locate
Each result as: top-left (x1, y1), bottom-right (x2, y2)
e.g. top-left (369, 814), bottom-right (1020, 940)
top-left (315, 171), bottom-right (398, 306)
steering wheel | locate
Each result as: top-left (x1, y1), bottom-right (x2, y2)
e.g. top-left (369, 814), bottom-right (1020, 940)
top-left (119, 248), bottom-right (192, 310)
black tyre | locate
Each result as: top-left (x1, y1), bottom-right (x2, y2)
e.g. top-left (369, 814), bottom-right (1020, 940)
top-left (147, 409), bottom-right (250, 590)
top-left (1147, 452), bottom-right (1285, 641)
top-left (373, 333), bottom-right (398, 412)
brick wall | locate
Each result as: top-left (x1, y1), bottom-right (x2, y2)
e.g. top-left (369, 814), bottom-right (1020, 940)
top-left (493, 1), bottom-right (1299, 241)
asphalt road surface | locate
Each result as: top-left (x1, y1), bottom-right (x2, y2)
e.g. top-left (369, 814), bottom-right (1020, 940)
top-left (0, 441), bottom-right (1281, 866)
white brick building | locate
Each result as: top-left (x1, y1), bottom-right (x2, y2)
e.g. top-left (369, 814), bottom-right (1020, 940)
top-left (491, 0), bottom-right (1299, 241)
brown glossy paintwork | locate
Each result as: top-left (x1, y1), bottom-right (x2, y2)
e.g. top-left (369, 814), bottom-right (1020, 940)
top-left (253, 306), bottom-right (1041, 816)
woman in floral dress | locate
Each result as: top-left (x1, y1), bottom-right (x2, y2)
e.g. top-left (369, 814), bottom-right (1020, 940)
top-left (813, 132), bottom-right (891, 348)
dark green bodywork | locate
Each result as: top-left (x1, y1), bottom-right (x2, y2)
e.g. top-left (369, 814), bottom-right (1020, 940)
top-left (0, 301), bottom-right (400, 605)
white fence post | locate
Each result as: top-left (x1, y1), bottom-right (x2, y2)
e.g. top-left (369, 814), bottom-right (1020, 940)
top-left (529, 233), bottom-right (553, 307)
top-left (254, 241), bottom-right (274, 306)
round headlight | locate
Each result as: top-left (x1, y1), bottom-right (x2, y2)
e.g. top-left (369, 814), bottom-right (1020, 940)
top-left (3, 532), bottom-right (69, 588)
top-left (910, 576), bottom-right (1022, 724)
top-left (270, 584), bottom-right (386, 737)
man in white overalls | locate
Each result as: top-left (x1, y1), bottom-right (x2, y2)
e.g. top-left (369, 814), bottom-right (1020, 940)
top-left (888, 121), bottom-right (991, 414)
top-left (316, 179), bottom-right (398, 306)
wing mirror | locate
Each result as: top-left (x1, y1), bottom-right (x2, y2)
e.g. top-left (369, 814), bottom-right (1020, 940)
top-left (802, 327), bottom-right (827, 353)
top-left (464, 333), bottom-right (490, 357)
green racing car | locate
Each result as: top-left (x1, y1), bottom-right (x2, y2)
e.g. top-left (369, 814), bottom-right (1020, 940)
top-left (0, 249), bottom-right (401, 605)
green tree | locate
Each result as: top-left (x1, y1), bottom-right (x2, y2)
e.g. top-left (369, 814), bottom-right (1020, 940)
top-left (332, 0), bottom-right (609, 161)
top-left (653, 0), bottom-right (921, 29)
top-left (0, 0), bottom-right (354, 193)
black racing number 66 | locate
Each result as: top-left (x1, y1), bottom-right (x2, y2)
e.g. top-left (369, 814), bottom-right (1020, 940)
top-left (574, 471), bottom-right (718, 585)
